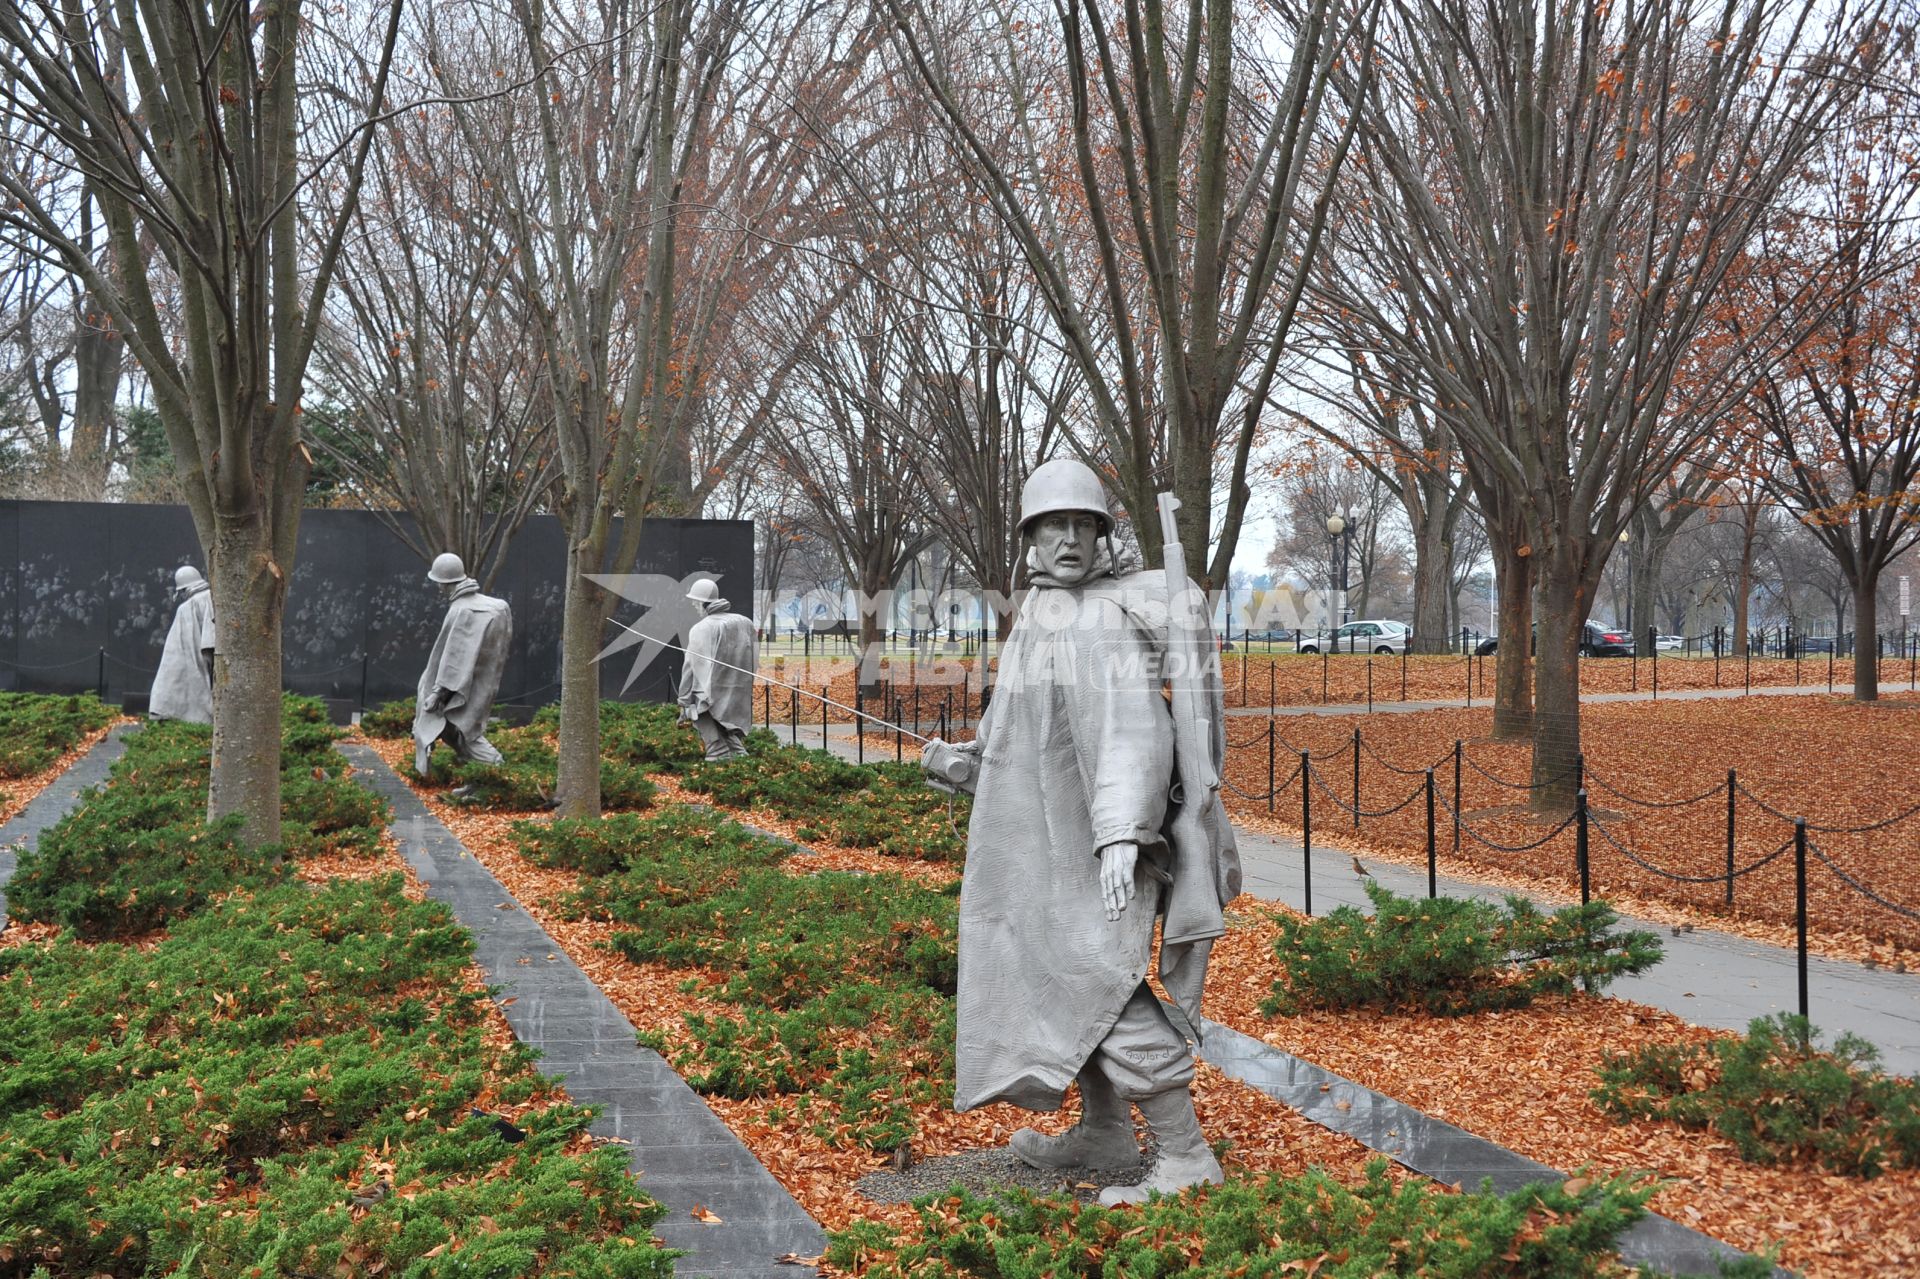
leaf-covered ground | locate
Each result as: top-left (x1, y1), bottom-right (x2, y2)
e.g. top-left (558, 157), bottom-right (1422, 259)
top-left (752, 651), bottom-right (1915, 724)
top-left (367, 721), bottom-right (1920, 1279)
top-left (1201, 909), bottom-right (1920, 1279)
top-left (1214, 695), bottom-right (1920, 963)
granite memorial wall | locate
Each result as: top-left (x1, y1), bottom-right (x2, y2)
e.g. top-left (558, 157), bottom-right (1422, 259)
top-left (0, 500), bottom-right (754, 711)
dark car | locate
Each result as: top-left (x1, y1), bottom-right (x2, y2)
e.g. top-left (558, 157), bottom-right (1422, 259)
top-left (1474, 621), bottom-right (1633, 657)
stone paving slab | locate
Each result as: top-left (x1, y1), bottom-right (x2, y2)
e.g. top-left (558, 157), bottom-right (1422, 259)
top-left (341, 744), bottom-right (828, 1278)
top-left (1196, 1017), bottom-right (1782, 1278)
top-left (0, 724), bottom-right (132, 925)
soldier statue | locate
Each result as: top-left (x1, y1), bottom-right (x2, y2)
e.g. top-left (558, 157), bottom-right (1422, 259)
top-left (926, 458), bottom-right (1240, 1205)
top-left (150, 565), bottom-right (216, 724)
top-left (676, 578), bottom-right (756, 760)
top-left (413, 553), bottom-right (512, 777)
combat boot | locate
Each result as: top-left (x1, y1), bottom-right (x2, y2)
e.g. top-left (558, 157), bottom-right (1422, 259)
top-left (1008, 1070), bottom-right (1139, 1170)
top-left (1096, 1087), bottom-right (1223, 1205)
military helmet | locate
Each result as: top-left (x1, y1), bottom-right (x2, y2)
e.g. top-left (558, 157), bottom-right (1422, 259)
top-left (427, 552), bottom-right (467, 584)
top-left (174, 565), bottom-right (205, 590)
top-left (1018, 458), bottom-right (1113, 536)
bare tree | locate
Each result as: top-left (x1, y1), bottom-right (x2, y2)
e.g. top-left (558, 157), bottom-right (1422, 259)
top-left (1751, 67), bottom-right (1920, 699)
top-left (308, 76), bottom-right (556, 590)
top-left (0, 0), bottom-right (403, 841)
top-left (764, 265), bottom-right (935, 672)
top-left (433, 0), bottom-right (852, 815)
top-left (879, 0), bottom-right (1376, 584)
top-left (1321, 0), bottom-right (1884, 808)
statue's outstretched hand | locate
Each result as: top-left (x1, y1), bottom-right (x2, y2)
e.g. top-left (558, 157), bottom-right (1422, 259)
top-left (1100, 842), bottom-right (1139, 921)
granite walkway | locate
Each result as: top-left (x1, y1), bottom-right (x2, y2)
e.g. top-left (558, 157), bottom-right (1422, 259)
top-left (340, 744), bottom-right (828, 1277)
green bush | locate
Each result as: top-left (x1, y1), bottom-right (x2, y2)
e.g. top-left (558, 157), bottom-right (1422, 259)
top-left (1262, 880), bottom-right (1663, 1017)
top-left (684, 743), bottom-right (968, 861)
top-left (829, 1160), bottom-right (1669, 1279)
top-left (0, 691), bottom-right (114, 777)
top-left (5, 710), bottom-right (389, 937)
top-left (579, 699), bottom-right (709, 774)
top-left (544, 807), bottom-right (958, 1152)
top-left (1593, 1014), bottom-right (1920, 1177)
top-left (0, 876), bottom-right (674, 1277)
top-left (522, 806), bottom-right (785, 881)
top-left (359, 695), bottom-right (416, 739)
top-left (414, 711), bottom-right (655, 812)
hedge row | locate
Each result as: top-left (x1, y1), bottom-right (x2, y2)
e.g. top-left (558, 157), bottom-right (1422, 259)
top-left (0, 691), bottom-right (115, 778)
top-left (7, 698), bottom-right (386, 939)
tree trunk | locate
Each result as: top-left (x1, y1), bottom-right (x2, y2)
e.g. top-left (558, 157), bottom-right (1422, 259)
top-left (1490, 539), bottom-right (1534, 739)
top-left (1732, 505), bottom-right (1758, 656)
top-left (1629, 526), bottom-right (1671, 656)
top-left (553, 538), bottom-right (607, 818)
top-left (206, 517), bottom-right (287, 846)
top-left (1530, 561), bottom-right (1587, 814)
top-left (65, 300), bottom-right (121, 500)
top-left (1853, 574), bottom-right (1879, 701)
top-left (1410, 518), bottom-right (1452, 654)
top-left (856, 558), bottom-right (891, 699)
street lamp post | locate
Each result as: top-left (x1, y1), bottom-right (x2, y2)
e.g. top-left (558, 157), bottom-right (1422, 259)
top-left (1326, 513), bottom-right (1352, 651)
top-left (1618, 528), bottom-right (1633, 645)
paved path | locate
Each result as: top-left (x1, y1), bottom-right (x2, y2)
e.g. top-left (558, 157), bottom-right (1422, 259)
top-left (0, 725), bottom-right (131, 924)
top-left (778, 717), bottom-right (1920, 1078)
top-left (342, 745), bottom-right (827, 1277)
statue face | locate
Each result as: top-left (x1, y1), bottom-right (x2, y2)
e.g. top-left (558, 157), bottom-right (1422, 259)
top-left (1032, 511), bottom-right (1102, 585)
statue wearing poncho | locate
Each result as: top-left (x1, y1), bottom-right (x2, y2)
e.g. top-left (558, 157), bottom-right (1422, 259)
top-left (413, 554), bottom-right (512, 777)
top-left (938, 459), bottom-right (1239, 1207)
top-left (676, 579), bottom-right (756, 760)
top-left (150, 566), bottom-right (216, 724)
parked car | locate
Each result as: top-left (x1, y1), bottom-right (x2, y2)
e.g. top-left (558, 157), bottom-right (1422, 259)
top-left (1298, 619), bottom-right (1412, 655)
top-left (1654, 634), bottom-right (1684, 652)
top-left (1474, 621), bottom-right (1633, 657)
top-left (1797, 634), bottom-right (1836, 654)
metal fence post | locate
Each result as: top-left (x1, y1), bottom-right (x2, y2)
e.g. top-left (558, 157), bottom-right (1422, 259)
top-left (790, 689), bottom-right (798, 746)
top-left (764, 683), bottom-right (772, 731)
top-left (1401, 646), bottom-right (1408, 700)
top-left (1650, 627), bottom-right (1658, 698)
top-left (1576, 787), bottom-right (1591, 906)
top-left (1725, 768), bottom-right (1736, 908)
top-left (1574, 751), bottom-right (1585, 797)
top-left (895, 698), bottom-right (903, 763)
top-left (1452, 740), bottom-right (1463, 857)
top-left (821, 687), bottom-right (828, 748)
top-left (1301, 750), bottom-right (1313, 916)
top-left (1351, 728), bottom-right (1362, 829)
top-left (1267, 720), bottom-right (1275, 814)
top-left (1425, 767), bottom-right (1437, 899)
top-left (856, 684), bottom-right (865, 764)
top-left (1795, 818), bottom-right (1809, 1020)
top-left (1321, 648), bottom-right (1329, 703)
top-left (1366, 659), bottom-right (1374, 712)
top-left (1465, 650), bottom-right (1472, 708)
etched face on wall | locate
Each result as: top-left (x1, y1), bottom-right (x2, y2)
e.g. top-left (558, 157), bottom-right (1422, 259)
top-left (1032, 511), bottom-right (1103, 586)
